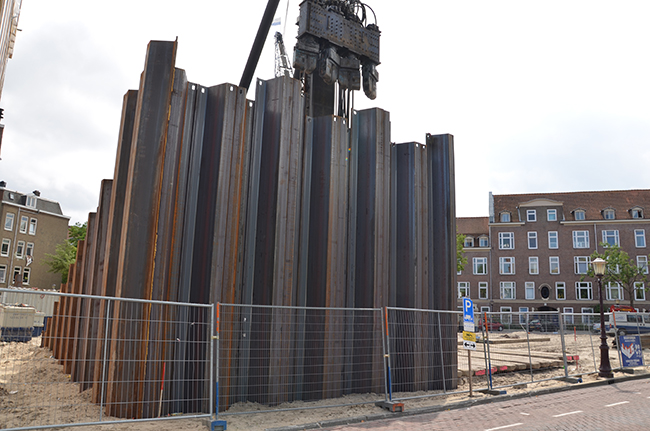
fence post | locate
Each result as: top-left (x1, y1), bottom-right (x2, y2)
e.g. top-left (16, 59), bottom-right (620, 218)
top-left (436, 312), bottom-right (446, 393)
top-left (211, 302), bottom-right (227, 430)
top-left (99, 299), bottom-right (111, 422)
top-left (558, 310), bottom-right (570, 378)
top-left (382, 307), bottom-right (392, 401)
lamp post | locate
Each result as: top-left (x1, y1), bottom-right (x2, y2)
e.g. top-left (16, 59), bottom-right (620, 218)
top-left (592, 257), bottom-right (613, 378)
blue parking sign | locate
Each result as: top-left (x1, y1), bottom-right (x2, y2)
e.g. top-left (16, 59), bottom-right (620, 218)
top-left (463, 298), bottom-right (474, 332)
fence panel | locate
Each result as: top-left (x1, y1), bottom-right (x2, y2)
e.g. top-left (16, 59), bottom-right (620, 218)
top-left (0, 289), bottom-right (213, 430)
top-left (217, 304), bottom-right (385, 414)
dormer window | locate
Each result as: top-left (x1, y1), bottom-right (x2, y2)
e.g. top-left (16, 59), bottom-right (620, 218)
top-left (603, 208), bottom-right (615, 220)
top-left (630, 207), bottom-right (644, 219)
top-left (26, 196), bottom-right (37, 209)
top-left (574, 210), bottom-right (586, 221)
top-left (500, 212), bottom-right (511, 222)
top-left (479, 236), bottom-right (489, 247)
top-left (464, 237), bottom-right (474, 247)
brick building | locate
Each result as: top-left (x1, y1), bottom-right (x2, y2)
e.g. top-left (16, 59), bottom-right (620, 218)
top-left (457, 189), bottom-right (650, 323)
top-left (0, 181), bottom-right (69, 289)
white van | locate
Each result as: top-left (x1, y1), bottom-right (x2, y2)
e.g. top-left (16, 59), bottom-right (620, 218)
top-left (604, 311), bottom-right (650, 336)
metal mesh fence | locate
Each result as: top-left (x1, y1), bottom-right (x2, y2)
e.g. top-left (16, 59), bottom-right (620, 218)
top-left (217, 304), bottom-right (385, 414)
top-left (0, 289), bottom-right (214, 430)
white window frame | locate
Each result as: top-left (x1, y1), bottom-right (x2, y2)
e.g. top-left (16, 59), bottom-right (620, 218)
top-left (478, 282), bottom-right (488, 299)
top-left (581, 307), bottom-right (594, 324)
top-left (479, 236), bottom-right (489, 247)
top-left (631, 208), bottom-right (643, 219)
top-left (499, 257), bottom-right (515, 275)
top-left (576, 282), bottom-right (593, 300)
top-left (606, 282), bottom-right (623, 301)
top-left (500, 282), bottom-right (516, 300)
top-left (458, 282), bottom-right (470, 298)
top-left (637, 256), bottom-right (649, 274)
top-left (4, 213), bottom-right (14, 231)
top-left (563, 307), bottom-right (574, 324)
top-left (548, 231), bottom-right (558, 249)
top-left (525, 282), bottom-right (535, 300)
top-left (603, 209), bottom-right (615, 219)
top-left (500, 212), bottom-right (511, 222)
top-left (22, 267), bottom-right (31, 285)
top-left (480, 306), bottom-right (490, 313)
top-left (25, 242), bottom-right (34, 258)
top-left (529, 256), bottom-right (539, 275)
top-left (12, 266), bottom-right (20, 284)
top-left (19, 216), bottom-right (28, 234)
top-left (0, 264), bottom-right (6, 284)
top-left (572, 231), bottom-right (590, 249)
top-left (28, 218), bottom-right (37, 235)
top-left (547, 209), bottom-right (557, 221)
top-left (500, 306), bottom-right (513, 324)
top-left (549, 256), bottom-right (560, 274)
top-left (473, 257), bottom-right (488, 275)
top-left (15, 240), bottom-right (25, 259)
top-left (635, 230), bottom-right (646, 248)
top-left (527, 209), bottom-right (537, 222)
top-left (519, 307), bottom-right (529, 324)
top-left (574, 210), bottom-right (586, 220)
top-left (527, 231), bottom-right (538, 249)
top-left (1, 238), bottom-right (10, 257)
top-left (464, 236), bottom-right (474, 247)
top-left (602, 230), bottom-right (620, 247)
top-left (556, 282), bottom-right (566, 300)
top-left (499, 232), bottom-right (514, 249)
top-left (26, 196), bottom-right (37, 208)
top-left (634, 282), bottom-right (645, 301)
top-left (574, 256), bottom-right (590, 275)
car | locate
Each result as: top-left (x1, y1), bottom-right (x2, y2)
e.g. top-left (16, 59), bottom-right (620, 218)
top-left (477, 319), bottom-right (504, 332)
top-left (528, 318), bottom-right (559, 333)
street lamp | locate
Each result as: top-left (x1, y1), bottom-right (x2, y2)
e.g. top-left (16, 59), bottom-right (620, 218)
top-left (592, 257), bottom-right (613, 378)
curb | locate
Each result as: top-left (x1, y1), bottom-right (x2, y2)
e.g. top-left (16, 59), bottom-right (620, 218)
top-left (264, 372), bottom-right (650, 431)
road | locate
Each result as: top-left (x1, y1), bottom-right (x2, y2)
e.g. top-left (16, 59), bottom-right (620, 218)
top-left (323, 378), bottom-right (650, 430)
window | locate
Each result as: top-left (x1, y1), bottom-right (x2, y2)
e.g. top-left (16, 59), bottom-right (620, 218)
top-left (576, 282), bottom-right (593, 300)
top-left (19, 216), bottom-right (28, 233)
top-left (500, 212), bottom-right (511, 222)
top-left (549, 256), bottom-right (560, 274)
top-left (637, 256), bottom-right (649, 274)
top-left (581, 307), bottom-right (594, 324)
top-left (26, 196), bottom-right (37, 208)
top-left (15, 241), bottom-right (25, 259)
top-left (603, 209), bottom-right (615, 219)
top-left (499, 232), bottom-right (514, 249)
top-left (574, 210), bottom-right (586, 220)
top-left (499, 257), bottom-right (515, 274)
top-left (478, 282), bottom-right (488, 299)
top-left (556, 282), bottom-right (566, 300)
top-left (540, 285), bottom-right (551, 299)
top-left (28, 218), bottom-right (37, 235)
top-left (480, 306), bottom-right (490, 313)
top-left (602, 230), bottom-right (619, 247)
top-left (519, 307), bottom-right (529, 324)
top-left (635, 282), bottom-right (645, 301)
top-left (458, 282), bottom-right (470, 298)
top-left (0, 265), bottom-right (5, 284)
top-left (473, 257), bottom-right (488, 275)
top-left (563, 307), bottom-right (574, 324)
top-left (1, 239), bottom-right (9, 257)
top-left (25, 242), bottom-right (34, 258)
top-left (572, 231), bottom-right (589, 248)
top-left (527, 209), bottom-right (537, 222)
top-left (4, 213), bottom-right (14, 231)
top-left (22, 268), bottom-right (31, 285)
top-left (547, 209), bottom-right (557, 221)
top-left (635, 230), bottom-right (646, 248)
top-left (464, 236), bottom-right (474, 247)
top-left (479, 236), bottom-right (489, 247)
top-left (500, 306), bottom-right (513, 324)
top-left (548, 231), bottom-right (558, 249)
top-left (529, 257), bottom-right (539, 275)
top-left (500, 282), bottom-right (516, 299)
top-left (527, 232), bottom-right (538, 249)
top-left (574, 256), bottom-right (590, 274)
top-left (606, 282), bottom-right (623, 301)
top-left (12, 267), bottom-right (20, 285)
top-left (525, 282), bottom-right (535, 300)
top-left (631, 208), bottom-right (643, 219)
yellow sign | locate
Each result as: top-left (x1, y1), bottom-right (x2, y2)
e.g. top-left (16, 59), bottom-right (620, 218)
top-left (462, 331), bottom-right (476, 342)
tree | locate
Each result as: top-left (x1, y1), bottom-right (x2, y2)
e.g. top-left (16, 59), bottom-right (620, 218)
top-left (43, 222), bottom-right (88, 285)
top-left (457, 232), bottom-right (468, 274)
top-left (583, 243), bottom-right (649, 309)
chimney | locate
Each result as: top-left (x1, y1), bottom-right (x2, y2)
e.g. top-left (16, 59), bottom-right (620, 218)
top-left (33, 190), bottom-right (41, 196)
top-left (0, 181), bottom-right (5, 188)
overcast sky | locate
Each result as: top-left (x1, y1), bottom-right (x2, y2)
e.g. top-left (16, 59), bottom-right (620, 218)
top-left (2, 0), bottom-right (649, 225)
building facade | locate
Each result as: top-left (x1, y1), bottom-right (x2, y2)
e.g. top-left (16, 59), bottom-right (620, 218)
top-left (458, 189), bottom-right (650, 323)
top-left (0, 0), bottom-right (22, 101)
top-left (0, 181), bottom-right (69, 289)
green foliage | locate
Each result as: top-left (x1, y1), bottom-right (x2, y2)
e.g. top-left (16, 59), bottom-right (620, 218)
top-left (457, 232), bottom-right (468, 273)
top-left (42, 222), bottom-right (88, 285)
top-left (582, 243), bottom-right (649, 308)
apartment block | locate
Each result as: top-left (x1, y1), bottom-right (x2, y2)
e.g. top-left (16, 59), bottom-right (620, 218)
top-left (457, 189), bottom-right (650, 323)
top-left (0, 181), bottom-right (69, 289)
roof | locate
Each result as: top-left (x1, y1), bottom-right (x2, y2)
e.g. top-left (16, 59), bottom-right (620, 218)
top-left (0, 188), bottom-right (65, 216)
top-left (492, 189), bottom-right (650, 222)
top-left (457, 217), bottom-right (489, 235)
